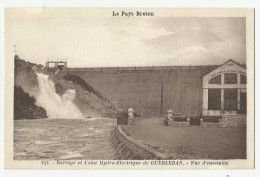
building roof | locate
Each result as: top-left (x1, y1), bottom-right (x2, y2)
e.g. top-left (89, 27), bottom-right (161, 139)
top-left (201, 59), bottom-right (246, 78)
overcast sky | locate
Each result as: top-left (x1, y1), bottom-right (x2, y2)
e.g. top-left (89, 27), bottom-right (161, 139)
top-left (6, 9), bottom-right (246, 67)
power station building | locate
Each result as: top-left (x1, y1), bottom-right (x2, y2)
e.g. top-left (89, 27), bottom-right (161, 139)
top-left (202, 59), bottom-right (247, 116)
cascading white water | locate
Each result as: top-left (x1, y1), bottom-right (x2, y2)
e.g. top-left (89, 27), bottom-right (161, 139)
top-left (35, 72), bottom-right (83, 119)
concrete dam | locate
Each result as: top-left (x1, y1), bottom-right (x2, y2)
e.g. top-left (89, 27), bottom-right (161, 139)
top-left (68, 65), bottom-right (217, 116)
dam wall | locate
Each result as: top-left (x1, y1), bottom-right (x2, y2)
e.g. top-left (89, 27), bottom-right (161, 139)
top-left (68, 65), bottom-right (217, 116)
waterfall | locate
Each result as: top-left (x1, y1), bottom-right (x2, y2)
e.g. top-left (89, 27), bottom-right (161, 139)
top-left (35, 72), bottom-right (83, 119)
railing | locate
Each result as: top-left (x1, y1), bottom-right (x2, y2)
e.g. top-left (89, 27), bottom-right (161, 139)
top-left (68, 65), bottom-right (218, 73)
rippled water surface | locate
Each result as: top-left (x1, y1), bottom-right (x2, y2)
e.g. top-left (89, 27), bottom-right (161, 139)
top-left (14, 118), bottom-right (116, 160)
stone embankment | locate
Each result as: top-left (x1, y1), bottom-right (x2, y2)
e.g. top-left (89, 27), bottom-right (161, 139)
top-left (110, 125), bottom-right (171, 160)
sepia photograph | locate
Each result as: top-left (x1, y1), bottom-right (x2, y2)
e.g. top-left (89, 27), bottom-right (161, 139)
top-left (4, 8), bottom-right (254, 169)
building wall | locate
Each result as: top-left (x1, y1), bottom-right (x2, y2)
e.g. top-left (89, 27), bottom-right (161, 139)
top-left (202, 60), bottom-right (246, 116)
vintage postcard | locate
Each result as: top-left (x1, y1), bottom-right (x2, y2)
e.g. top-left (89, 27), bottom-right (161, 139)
top-left (4, 8), bottom-right (254, 169)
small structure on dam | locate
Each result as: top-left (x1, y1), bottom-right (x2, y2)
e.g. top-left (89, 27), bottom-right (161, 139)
top-left (46, 61), bottom-right (67, 72)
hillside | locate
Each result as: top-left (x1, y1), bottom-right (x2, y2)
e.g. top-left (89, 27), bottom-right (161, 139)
top-left (14, 56), bottom-right (119, 118)
top-left (14, 56), bottom-right (43, 97)
top-left (14, 86), bottom-right (47, 119)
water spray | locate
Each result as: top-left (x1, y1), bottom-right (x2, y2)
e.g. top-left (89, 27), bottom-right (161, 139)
top-left (35, 72), bottom-right (83, 119)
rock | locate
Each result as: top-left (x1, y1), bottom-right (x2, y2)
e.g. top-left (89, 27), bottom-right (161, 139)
top-left (14, 86), bottom-right (47, 119)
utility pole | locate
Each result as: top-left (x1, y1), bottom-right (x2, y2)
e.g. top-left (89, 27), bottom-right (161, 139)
top-left (160, 81), bottom-right (164, 115)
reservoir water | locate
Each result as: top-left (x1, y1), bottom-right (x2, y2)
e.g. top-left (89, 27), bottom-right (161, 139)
top-left (14, 118), bottom-right (116, 160)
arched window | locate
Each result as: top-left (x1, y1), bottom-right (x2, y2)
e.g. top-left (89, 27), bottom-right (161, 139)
top-left (224, 73), bottom-right (237, 84)
top-left (209, 75), bottom-right (221, 84)
top-left (241, 74), bottom-right (247, 84)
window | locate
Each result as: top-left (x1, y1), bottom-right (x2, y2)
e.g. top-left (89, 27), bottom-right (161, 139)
top-left (224, 73), bottom-right (237, 84)
top-left (241, 74), bottom-right (247, 84)
top-left (208, 89), bottom-right (221, 110)
top-left (239, 91), bottom-right (247, 114)
top-left (209, 75), bottom-right (221, 84)
top-left (224, 89), bottom-right (237, 110)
